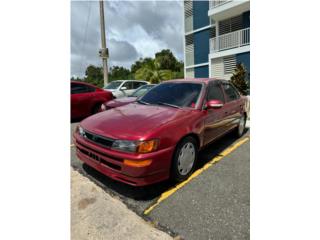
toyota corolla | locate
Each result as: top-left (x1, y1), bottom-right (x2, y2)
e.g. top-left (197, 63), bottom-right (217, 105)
top-left (73, 79), bottom-right (248, 186)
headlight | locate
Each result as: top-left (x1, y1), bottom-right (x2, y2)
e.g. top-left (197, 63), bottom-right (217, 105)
top-left (111, 139), bottom-right (159, 153)
top-left (78, 126), bottom-right (85, 137)
top-left (111, 140), bottom-right (137, 152)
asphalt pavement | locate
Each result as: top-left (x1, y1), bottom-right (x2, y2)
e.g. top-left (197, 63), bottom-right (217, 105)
top-left (71, 121), bottom-right (250, 239)
top-left (148, 140), bottom-right (250, 240)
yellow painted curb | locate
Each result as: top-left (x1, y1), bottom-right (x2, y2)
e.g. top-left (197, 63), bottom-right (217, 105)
top-left (144, 137), bottom-right (249, 215)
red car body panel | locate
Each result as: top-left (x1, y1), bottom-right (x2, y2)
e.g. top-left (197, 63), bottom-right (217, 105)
top-left (71, 81), bottom-right (113, 120)
top-left (73, 78), bottom-right (248, 186)
top-left (104, 97), bottom-right (137, 109)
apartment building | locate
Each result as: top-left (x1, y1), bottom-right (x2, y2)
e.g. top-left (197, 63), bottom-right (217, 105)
top-left (184, 0), bottom-right (250, 80)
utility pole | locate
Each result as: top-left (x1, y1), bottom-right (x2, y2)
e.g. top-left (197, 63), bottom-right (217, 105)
top-left (99, 0), bottom-right (109, 86)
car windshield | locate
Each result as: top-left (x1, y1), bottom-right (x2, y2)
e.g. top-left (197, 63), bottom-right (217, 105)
top-left (130, 85), bottom-right (155, 97)
top-left (139, 82), bottom-right (202, 108)
top-left (104, 81), bottom-right (122, 89)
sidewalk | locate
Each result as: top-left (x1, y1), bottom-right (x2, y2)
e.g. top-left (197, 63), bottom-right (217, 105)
top-left (71, 168), bottom-right (172, 240)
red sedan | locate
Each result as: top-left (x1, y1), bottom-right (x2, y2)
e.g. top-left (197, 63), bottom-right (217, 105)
top-left (71, 81), bottom-right (113, 120)
top-left (73, 79), bottom-right (248, 186)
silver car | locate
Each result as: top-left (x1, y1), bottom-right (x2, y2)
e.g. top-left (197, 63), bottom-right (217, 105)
top-left (103, 80), bottom-right (148, 98)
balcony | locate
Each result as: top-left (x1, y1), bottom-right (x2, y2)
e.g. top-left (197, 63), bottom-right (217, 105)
top-left (209, 0), bottom-right (232, 9)
top-left (210, 28), bottom-right (250, 53)
top-left (208, 0), bottom-right (250, 21)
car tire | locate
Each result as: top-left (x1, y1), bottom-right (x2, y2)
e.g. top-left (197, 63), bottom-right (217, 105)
top-left (92, 104), bottom-right (101, 114)
top-left (171, 136), bottom-right (198, 183)
top-left (236, 113), bottom-right (246, 137)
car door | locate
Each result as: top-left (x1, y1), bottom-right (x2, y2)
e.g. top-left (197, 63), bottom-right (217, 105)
top-left (221, 82), bottom-right (242, 132)
top-left (71, 83), bottom-right (95, 119)
top-left (121, 81), bottom-right (134, 97)
top-left (203, 81), bottom-right (228, 146)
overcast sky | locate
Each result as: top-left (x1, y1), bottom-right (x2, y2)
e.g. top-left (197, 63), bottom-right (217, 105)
top-left (71, 0), bottom-right (184, 77)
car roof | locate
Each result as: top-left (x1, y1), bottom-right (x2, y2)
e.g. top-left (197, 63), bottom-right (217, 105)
top-left (71, 81), bottom-right (99, 88)
top-left (162, 78), bottom-right (226, 84)
top-left (113, 80), bottom-right (147, 82)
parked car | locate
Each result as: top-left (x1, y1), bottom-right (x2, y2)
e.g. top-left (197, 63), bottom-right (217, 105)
top-left (71, 81), bottom-right (113, 120)
top-left (73, 78), bottom-right (248, 186)
top-left (103, 80), bottom-right (148, 98)
top-left (101, 84), bottom-right (156, 111)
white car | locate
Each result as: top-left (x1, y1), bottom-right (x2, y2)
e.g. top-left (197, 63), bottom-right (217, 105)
top-left (103, 80), bottom-right (148, 98)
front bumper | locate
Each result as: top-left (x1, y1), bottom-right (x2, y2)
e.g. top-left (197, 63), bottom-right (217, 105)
top-left (73, 132), bottom-right (174, 186)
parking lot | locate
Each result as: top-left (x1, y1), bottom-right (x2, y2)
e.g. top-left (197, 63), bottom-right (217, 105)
top-left (71, 122), bottom-right (250, 239)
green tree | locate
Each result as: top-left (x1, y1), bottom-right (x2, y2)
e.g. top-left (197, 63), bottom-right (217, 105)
top-left (109, 66), bottom-right (132, 81)
top-left (230, 63), bottom-right (249, 95)
top-left (81, 49), bottom-right (184, 87)
top-left (84, 65), bottom-right (104, 87)
top-left (155, 49), bottom-right (180, 71)
top-left (135, 59), bottom-right (172, 83)
top-left (70, 76), bottom-right (83, 81)
top-left (131, 57), bottom-right (153, 74)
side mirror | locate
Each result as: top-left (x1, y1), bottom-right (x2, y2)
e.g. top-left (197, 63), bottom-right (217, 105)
top-left (206, 99), bottom-right (224, 109)
top-left (120, 86), bottom-right (127, 91)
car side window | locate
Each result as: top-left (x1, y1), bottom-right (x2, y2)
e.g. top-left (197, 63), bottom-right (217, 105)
top-left (133, 81), bottom-right (146, 89)
top-left (86, 85), bottom-right (96, 92)
top-left (71, 83), bottom-right (95, 94)
top-left (122, 81), bottom-right (133, 90)
top-left (71, 83), bottom-right (88, 94)
top-left (222, 83), bottom-right (240, 102)
top-left (140, 82), bottom-right (147, 87)
top-left (207, 82), bottom-right (225, 103)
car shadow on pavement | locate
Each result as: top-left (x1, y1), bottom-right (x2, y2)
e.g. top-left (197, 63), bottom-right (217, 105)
top-left (82, 164), bottom-right (172, 201)
top-left (81, 128), bottom-right (249, 201)
top-left (196, 128), bottom-right (249, 169)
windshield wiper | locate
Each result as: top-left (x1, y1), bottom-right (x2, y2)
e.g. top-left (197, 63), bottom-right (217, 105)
top-left (137, 99), bottom-right (150, 105)
top-left (157, 102), bottom-right (181, 109)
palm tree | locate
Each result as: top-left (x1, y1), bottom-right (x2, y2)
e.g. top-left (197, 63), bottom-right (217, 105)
top-left (135, 59), bottom-right (172, 84)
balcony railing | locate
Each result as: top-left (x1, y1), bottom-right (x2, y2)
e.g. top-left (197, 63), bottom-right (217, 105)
top-left (209, 0), bottom-right (232, 9)
top-left (210, 28), bottom-right (250, 52)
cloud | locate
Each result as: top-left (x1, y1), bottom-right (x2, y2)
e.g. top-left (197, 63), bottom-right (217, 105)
top-left (71, 0), bottom-right (183, 77)
top-left (109, 39), bottom-right (139, 62)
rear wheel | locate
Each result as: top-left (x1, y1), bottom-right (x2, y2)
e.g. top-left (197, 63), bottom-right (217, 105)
top-left (171, 136), bottom-right (198, 182)
top-left (236, 114), bottom-right (246, 137)
top-left (92, 103), bottom-right (101, 114)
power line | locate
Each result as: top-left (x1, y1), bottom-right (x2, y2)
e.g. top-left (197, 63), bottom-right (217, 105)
top-left (79, 0), bottom-right (92, 77)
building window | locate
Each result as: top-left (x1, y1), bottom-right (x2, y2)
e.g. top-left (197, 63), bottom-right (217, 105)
top-left (219, 15), bottom-right (243, 35)
top-left (186, 68), bottom-right (194, 78)
top-left (209, 27), bottom-right (216, 38)
top-left (185, 34), bottom-right (194, 66)
top-left (223, 55), bottom-right (236, 75)
top-left (184, 0), bottom-right (193, 32)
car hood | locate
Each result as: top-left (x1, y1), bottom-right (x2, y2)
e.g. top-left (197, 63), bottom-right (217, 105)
top-left (106, 97), bottom-right (137, 108)
top-left (81, 103), bottom-right (186, 140)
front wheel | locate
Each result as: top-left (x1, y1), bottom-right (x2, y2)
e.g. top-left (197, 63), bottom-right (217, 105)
top-left (171, 136), bottom-right (198, 182)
